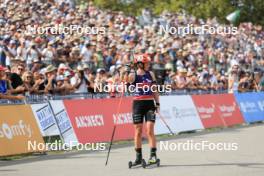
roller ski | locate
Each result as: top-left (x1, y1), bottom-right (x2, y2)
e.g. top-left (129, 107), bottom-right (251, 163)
top-left (144, 148), bottom-right (160, 168)
top-left (128, 148), bottom-right (147, 168)
top-left (128, 158), bottom-right (147, 169)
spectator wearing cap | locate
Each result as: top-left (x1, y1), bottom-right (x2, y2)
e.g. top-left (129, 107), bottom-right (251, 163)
top-left (56, 75), bottom-right (65, 94)
top-left (71, 65), bottom-right (90, 93)
top-left (26, 42), bottom-right (41, 70)
top-left (57, 63), bottom-right (68, 77)
top-left (31, 58), bottom-right (42, 73)
top-left (175, 68), bottom-right (188, 90)
top-left (62, 70), bottom-right (75, 95)
top-left (42, 42), bottom-right (56, 65)
top-left (44, 65), bottom-right (58, 94)
top-left (94, 68), bottom-right (107, 92)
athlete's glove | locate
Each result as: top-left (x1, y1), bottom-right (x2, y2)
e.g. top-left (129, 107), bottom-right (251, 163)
top-left (155, 102), bottom-right (160, 113)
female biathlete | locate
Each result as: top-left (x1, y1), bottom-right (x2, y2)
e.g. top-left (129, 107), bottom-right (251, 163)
top-left (127, 54), bottom-right (160, 167)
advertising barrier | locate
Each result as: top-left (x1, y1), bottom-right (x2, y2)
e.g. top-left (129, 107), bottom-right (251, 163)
top-left (49, 100), bottom-right (78, 145)
top-left (192, 94), bottom-right (225, 128)
top-left (234, 92), bottom-right (264, 123)
top-left (31, 103), bottom-right (60, 136)
top-left (192, 94), bottom-right (244, 128)
top-left (0, 105), bottom-right (44, 156)
top-left (63, 97), bottom-right (135, 143)
top-left (213, 94), bottom-right (244, 126)
top-left (155, 95), bottom-right (204, 134)
top-left (1, 92), bottom-right (261, 155)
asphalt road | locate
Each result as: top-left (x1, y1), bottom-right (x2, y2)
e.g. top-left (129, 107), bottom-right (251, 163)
top-left (0, 124), bottom-right (264, 176)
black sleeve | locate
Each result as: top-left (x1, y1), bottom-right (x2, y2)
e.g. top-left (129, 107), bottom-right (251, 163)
top-left (10, 73), bottom-right (23, 89)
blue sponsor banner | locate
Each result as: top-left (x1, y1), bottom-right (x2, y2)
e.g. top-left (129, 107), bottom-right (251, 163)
top-left (35, 105), bottom-right (56, 130)
top-left (234, 92), bottom-right (264, 123)
top-left (55, 110), bottom-right (72, 134)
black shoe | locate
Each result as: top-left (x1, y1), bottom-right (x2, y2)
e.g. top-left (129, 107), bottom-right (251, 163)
top-left (133, 158), bottom-right (142, 165)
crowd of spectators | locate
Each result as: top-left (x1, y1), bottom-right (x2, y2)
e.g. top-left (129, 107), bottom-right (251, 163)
top-left (0, 0), bottom-right (264, 100)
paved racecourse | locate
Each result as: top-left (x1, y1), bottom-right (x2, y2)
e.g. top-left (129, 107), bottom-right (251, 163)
top-left (0, 124), bottom-right (264, 176)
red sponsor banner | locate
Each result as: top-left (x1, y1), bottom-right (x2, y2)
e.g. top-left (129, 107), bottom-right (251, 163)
top-left (192, 94), bottom-right (244, 128)
top-left (63, 97), bottom-right (135, 143)
top-left (213, 94), bottom-right (244, 126)
top-left (192, 95), bottom-right (225, 128)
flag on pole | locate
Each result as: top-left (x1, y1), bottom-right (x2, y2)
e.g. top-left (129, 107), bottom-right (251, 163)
top-left (226, 10), bottom-right (241, 23)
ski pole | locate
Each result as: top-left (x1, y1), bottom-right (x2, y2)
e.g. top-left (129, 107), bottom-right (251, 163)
top-left (156, 112), bottom-right (174, 135)
top-left (105, 93), bottom-right (124, 166)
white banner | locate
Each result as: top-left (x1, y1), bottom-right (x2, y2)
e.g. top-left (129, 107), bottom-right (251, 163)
top-left (155, 95), bottom-right (204, 135)
top-left (31, 103), bottom-right (60, 136)
top-left (49, 100), bottom-right (78, 145)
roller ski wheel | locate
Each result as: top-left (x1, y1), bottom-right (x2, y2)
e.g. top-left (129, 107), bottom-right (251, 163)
top-left (128, 161), bottom-right (133, 169)
top-left (142, 159), bottom-right (147, 168)
top-left (128, 159), bottom-right (146, 169)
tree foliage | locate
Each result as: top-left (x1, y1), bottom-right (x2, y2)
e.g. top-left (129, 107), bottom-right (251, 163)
top-left (79, 0), bottom-right (264, 25)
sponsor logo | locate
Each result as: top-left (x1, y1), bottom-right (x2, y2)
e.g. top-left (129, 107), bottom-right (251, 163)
top-left (218, 102), bottom-right (236, 117)
top-left (75, 115), bottom-right (104, 128)
top-left (36, 105), bottom-right (55, 130)
top-left (197, 104), bottom-right (215, 119)
top-left (171, 107), bottom-right (197, 119)
top-left (113, 113), bottom-right (133, 125)
top-left (0, 120), bottom-right (32, 140)
top-left (240, 102), bottom-right (258, 113)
